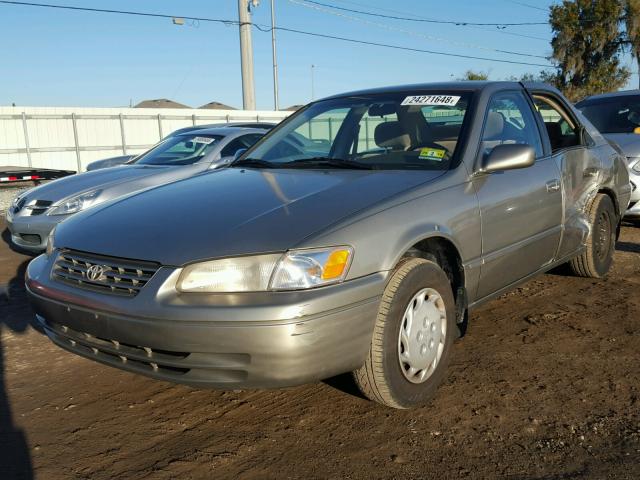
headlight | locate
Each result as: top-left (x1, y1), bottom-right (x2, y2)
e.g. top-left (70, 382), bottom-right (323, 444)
top-left (10, 190), bottom-right (28, 211)
top-left (10, 194), bottom-right (22, 210)
top-left (45, 228), bottom-right (56, 256)
top-left (270, 247), bottom-right (353, 290)
top-left (177, 254), bottom-right (282, 292)
top-left (48, 189), bottom-right (102, 216)
top-left (633, 159), bottom-right (640, 174)
top-left (177, 246), bottom-right (353, 293)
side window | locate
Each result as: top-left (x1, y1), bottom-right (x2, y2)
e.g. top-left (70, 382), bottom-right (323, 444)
top-left (533, 96), bottom-right (581, 152)
top-left (481, 91), bottom-right (544, 158)
top-left (220, 134), bottom-right (263, 157)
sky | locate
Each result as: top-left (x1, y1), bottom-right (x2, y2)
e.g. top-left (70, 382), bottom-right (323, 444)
top-left (0, 0), bottom-right (638, 110)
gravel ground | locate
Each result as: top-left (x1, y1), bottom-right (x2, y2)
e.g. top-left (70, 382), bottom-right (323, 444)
top-left (0, 185), bottom-right (32, 214)
top-left (1, 220), bottom-right (639, 479)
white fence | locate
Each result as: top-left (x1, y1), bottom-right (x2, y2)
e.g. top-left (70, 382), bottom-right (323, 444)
top-left (0, 106), bottom-right (291, 172)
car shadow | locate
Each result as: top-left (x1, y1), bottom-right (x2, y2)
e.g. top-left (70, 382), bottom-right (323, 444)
top-left (323, 373), bottom-right (368, 400)
top-left (0, 255), bottom-right (36, 479)
top-left (616, 241), bottom-right (640, 254)
top-left (1, 226), bottom-right (39, 257)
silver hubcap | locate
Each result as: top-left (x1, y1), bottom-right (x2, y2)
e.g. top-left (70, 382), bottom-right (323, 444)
top-left (398, 288), bottom-right (447, 384)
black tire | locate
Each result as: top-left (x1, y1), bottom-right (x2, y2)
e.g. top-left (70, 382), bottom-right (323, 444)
top-left (353, 258), bottom-right (456, 409)
top-left (569, 194), bottom-right (617, 278)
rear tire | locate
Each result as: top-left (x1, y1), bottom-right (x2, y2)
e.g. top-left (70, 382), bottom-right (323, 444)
top-left (353, 258), bottom-right (456, 409)
top-left (569, 194), bottom-right (617, 278)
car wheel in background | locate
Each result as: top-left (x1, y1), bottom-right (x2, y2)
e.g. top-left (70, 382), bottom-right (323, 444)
top-left (569, 193), bottom-right (617, 278)
top-left (353, 258), bottom-right (456, 409)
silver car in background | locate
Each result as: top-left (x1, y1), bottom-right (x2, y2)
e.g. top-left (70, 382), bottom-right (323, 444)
top-left (576, 91), bottom-right (640, 219)
top-left (27, 82), bottom-right (630, 409)
top-left (6, 127), bottom-right (266, 252)
top-left (85, 122), bottom-right (276, 171)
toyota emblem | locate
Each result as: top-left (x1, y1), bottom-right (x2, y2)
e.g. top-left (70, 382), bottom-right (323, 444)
top-left (86, 264), bottom-right (107, 282)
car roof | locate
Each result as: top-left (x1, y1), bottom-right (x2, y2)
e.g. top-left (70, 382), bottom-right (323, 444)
top-left (176, 126), bottom-right (268, 136)
top-left (577, 89), bottom-right (640, 104)
top-left (320, 81), bottom-right (524, 100)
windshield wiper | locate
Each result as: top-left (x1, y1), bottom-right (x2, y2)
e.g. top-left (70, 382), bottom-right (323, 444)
top-left (286, 157), bottom-right (375, 170)
top-left (232, 158), bottom-right (278, 169)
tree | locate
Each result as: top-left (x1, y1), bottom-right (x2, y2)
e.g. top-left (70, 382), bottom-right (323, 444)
top-left (622, 0), bottom-right (640, 87)
top-left (458, 70), bottom-right (489, 81)
top-left (505, 72), bottom-right (557, 83)
top-left (548, 0), bottom-right (630, 101)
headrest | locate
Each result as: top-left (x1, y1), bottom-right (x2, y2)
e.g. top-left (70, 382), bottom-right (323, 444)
top-left (484, 111), bottom-right (505, 139)
top-left (374, 121), bottom-right (411, 150)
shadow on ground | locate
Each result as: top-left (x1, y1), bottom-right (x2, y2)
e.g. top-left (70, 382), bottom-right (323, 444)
top-left (0, 230), bottom-right (35, 479)
top-left (616, 241), bottom-right (640, 253)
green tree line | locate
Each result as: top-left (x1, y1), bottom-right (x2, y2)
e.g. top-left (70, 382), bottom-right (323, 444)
top-left (459, 0), bottom-right (640, 101)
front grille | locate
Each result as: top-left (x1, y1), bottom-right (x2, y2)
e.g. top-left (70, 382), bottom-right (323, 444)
top-left (44, 320), bottom-right (191, 376)
top-left (53, 250), bottom-right (160, 297)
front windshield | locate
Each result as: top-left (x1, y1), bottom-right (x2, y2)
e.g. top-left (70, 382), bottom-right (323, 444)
top-left (240, 92), bottom-right (472, 170)
top-left (135, 134), bottom-right (223, 166)
top-left (578, 96), bottom-right (640, 134)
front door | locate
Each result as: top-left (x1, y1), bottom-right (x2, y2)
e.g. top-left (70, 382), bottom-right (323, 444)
top-left (473, 90), bottom-right (563, 299)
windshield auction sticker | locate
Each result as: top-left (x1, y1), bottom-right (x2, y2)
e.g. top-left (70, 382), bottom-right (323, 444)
top-left (401, 95), bottom-right (460, 106)
top-left (193, 136), bottom-right (215, 144)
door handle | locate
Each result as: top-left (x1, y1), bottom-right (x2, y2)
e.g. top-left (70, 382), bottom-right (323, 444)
top-left (546, 179), bottom-right (561, 193)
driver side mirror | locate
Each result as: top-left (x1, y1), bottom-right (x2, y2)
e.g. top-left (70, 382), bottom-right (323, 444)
top-left (479, 144), bottom-right (535, 174)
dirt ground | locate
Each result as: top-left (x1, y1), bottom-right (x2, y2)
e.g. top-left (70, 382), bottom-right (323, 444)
top-left (0, 219), bottom-right (639, 480)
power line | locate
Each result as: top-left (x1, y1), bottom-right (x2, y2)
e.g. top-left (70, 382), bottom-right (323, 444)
top-left (271, 26), bottom-right (552, 67)
top-left (504, 0), bottom-right (550, 12)
top-left (290, 0), bottom-right (548, 59)
top-left (0, 0), bottom-right (238, 25)
top-left (299, 0), bottom-right (548, 26)
top-left (329, 0), bottom-right (551, 41)
top-left (468, 24), bottom-right (550, 42)
top-left (0, 0), bottom-right (552, 68)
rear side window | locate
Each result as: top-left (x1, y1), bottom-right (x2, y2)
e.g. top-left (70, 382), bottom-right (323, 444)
top-left (481, 91), bottom-right (543, 158)
top-left (533, 96), bottom-right (581, 152)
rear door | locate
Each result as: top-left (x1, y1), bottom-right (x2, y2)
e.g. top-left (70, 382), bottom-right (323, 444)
top-left (473, 90), bottom-right (563, 298)
top-left (529, 91), bottom-right (602, 260)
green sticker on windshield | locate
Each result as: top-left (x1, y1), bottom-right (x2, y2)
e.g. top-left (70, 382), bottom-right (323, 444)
top-left (418, 148), bottom-right (446, 161)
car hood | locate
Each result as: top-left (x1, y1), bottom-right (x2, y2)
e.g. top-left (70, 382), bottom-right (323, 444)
top-left (603, 133), bottom-right (640, 158)
top-left (56, 168), bottom-right (445, 266)
top-left (20, 165), bottom-right (183, 204)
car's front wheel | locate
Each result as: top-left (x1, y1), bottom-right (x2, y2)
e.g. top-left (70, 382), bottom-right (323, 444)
top-left (353, 257), bottom-right (456, 409)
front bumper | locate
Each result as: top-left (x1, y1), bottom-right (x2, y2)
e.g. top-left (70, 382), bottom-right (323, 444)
top-left (26, 253), bottom-right (386, 388)
top-left (5, 211), bottom-right (65, 252)
top-left (626, 166), bottom-right (640, 217)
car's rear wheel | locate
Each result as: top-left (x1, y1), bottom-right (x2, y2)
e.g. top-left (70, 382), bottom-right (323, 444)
top-left (569, 193), bottom-right (617, 278)
top-left (353, 257), bottom-right (456, 409)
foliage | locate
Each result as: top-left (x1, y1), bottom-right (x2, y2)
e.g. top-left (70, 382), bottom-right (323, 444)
top-left (623, 0), bottom-right (640, 70)
top-left (458, 70), bottom-right (489, 81)
top-left (548, 0), bottom-right (630, 101)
